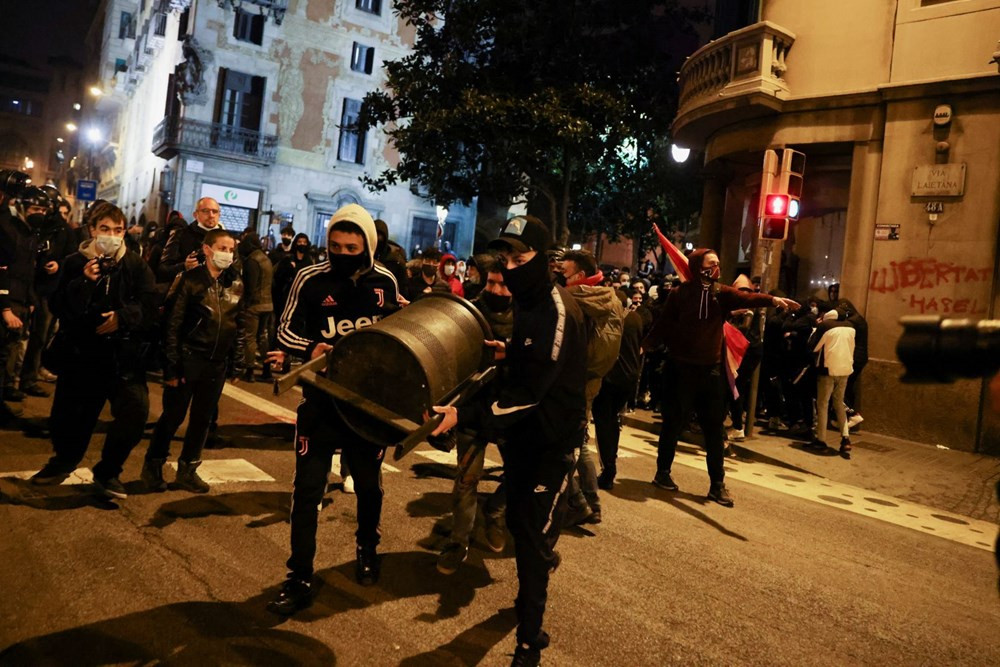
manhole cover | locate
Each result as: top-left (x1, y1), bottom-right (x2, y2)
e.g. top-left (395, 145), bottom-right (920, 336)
top-left (852, 440), bottom-right (894, 453)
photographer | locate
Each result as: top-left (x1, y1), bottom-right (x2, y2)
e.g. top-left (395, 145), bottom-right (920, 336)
top-left (18, 186), bottom-right (75, 398)
top-left (0, 171), bottom-right (36, 421)
top-left (30, 202), bottom-right (156, 500)
top-left (157, 197), bottom-right (223, 283)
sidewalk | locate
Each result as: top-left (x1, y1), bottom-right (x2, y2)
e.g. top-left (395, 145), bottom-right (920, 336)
top-left (623, 409), bottom-right (1000, 523)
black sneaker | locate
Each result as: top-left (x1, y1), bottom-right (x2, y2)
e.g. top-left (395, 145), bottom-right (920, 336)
top-left (597, 469), bottom-right (615, 490)
top-left (356, 546), bottom-right (380, 586)
top-left (564, 504), bottom-right (594, 527)
top-left (511, 643), bottom-right (541, 667)
top-left (266, 578), bottom-right (312, 616)
top-left (21, 383), bottom-right (50, 398)
top-left (5, 387), bottom-right (25, 402)
top-left (707, 484), bottom-right (734, 507)
top-left (93, 475), bottom-right (128, 500)
top-left (805, 439), bottom-right (828, 451)
top-left (652, 471), bottom-right (678, 491)
top-left (839, 437), bottom-right (852, 459)
top-left (436, 543), bottom-right (468, 575)
top-left (30, 463), bottom-right (73, 486)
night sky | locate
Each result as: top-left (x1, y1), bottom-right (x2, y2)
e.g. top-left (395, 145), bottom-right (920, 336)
top-left (0, 0), bottom-right (101, 68)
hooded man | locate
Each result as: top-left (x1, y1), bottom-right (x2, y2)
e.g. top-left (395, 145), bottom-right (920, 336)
top-left (430, 215), bottom-right (588, 667)
top-left (439, 252), bottom-right (465, 297)
top-left (372, 218), bottom-right (408, 288)
top-left (266, 203), bottom-right (401, 616)
top-left (642, 249), bottom-right (798, 506)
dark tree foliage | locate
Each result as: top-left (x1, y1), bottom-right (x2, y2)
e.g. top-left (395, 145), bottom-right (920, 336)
top-left (359, 0), bottom-right (709, 245)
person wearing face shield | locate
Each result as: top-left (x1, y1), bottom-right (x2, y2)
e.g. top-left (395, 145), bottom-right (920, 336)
top-left (139, 228), bottom-right (247, 494)
top-left (641, 249), bottom-right (799, 506)
top-left (0, 182), bottom-right (38, 422)
top-left (29, 203), bottom-right (157, 499)
top-left (429, 215), bottom-right (588, 667)
top-left (265, 204), bottom-right (401, 616)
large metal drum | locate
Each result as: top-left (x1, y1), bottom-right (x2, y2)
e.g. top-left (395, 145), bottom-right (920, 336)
top-left (325, 293), bottom-right (494, 446)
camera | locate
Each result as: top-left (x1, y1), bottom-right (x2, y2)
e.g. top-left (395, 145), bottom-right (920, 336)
top-left (0, 169), bottom-right (29, 198)
top-left (896, 316), bottom-right (1000, 383)
top-left (96, 254), bottom-right (117, 276)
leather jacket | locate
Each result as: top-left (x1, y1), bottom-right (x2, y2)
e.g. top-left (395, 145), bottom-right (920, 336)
top-left (163, 264), bottom-right (246, 380)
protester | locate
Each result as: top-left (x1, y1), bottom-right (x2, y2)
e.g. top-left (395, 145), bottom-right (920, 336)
top-left (238, 231), bottom-right (273, 382)
top-left (806, 309), bottom-right (856, 458)
top-left (265, 203), bottom-right (401, 616)
top-left (439, 252), bottom-right (464, 297)
top-left (405, 247), bottom-right (450, 301)
top-left (432, 215), bottom-right (588, 667)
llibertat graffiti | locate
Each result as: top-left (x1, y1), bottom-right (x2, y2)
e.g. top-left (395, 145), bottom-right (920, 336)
top-left (870, 258), bottom-right (992, 315)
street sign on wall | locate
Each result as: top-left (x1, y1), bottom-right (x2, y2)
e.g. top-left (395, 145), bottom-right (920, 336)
top-left (76, 180), bottom-right (97, 201)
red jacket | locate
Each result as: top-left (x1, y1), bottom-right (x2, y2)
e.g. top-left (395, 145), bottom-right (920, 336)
top-left (438, 253), bottom-right (464, 297)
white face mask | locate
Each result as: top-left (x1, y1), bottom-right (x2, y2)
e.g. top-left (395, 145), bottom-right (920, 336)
top-left (444, 265), bottom-right (456, 276)
top-left (211, 250), bottom-right (234, 270)
top-left (95, 234), bottom-right (123, 255)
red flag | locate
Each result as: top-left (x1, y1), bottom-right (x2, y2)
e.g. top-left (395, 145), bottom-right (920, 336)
top-left (651, 223), bottom-right (747, 398)
top-left (652, 223), bottom-right (692, 282)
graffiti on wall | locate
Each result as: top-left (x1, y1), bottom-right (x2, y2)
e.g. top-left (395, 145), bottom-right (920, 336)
top-left (870, 258), bottom-right (992, 315)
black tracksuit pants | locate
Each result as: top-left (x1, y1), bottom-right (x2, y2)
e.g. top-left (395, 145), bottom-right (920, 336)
top-left (656, 360), bottom-right (727, 486)
top-left (501, 431), bottom-right (581, 649)
top-left (592, 380), bottom-right (632, 477)
top-left (48, 359), bottom-right (149, 480)
top-left (147, 357), bottom-right (227, 463)
top-left (287, 396), bottom-right (386, 580)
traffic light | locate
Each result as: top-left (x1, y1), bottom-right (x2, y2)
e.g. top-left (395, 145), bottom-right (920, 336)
top-left (778, 148), bottom-right (805, 220)
top-left (764, 193), bottom-right (790, 218)
top-left (760, 216), bottom-right (789, 241)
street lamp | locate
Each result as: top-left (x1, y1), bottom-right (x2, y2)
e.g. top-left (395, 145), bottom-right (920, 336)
top-left (89, 86), bottom-right (103, 97)
top-left (670, 143), bottom-right (691, 163)
top-left (66, 122), bottom-right (78, 132)
top-left (86, 128), bottom-right (103, 144)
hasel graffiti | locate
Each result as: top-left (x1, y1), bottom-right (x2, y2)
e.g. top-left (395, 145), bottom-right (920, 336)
top-left (870, 258), bottom-right (992, 315)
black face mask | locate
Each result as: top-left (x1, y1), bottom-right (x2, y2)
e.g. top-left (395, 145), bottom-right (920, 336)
top-left (26, 213), bottom-right (47, 227)
top-left (328, 252), bottom-right (367, 279)
top-left (700, 266), bottom-right (720, 283)
top-left (480, 289), bottom-right (512, 313)
top-left (294, 244), bottom-right (309, 254)
top-left (421, 264), bottom-right (437, 278)
top-left (281, 238), bottom-right (292, 247)
top-left (501, 252), bottom-right (549, 299)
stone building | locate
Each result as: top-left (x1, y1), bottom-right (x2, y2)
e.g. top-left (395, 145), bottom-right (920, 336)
top-left (672, 0), bottom-right (1000, 453)
top-left (85, 0), bottom-right (474, 253)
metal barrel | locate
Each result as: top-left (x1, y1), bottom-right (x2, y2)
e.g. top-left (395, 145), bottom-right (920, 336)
top-left (326, 292), bottom-right (494, 446)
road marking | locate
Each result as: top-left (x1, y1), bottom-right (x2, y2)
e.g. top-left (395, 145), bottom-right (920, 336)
top-left (618, 426), bottom-right (998, 552)
top-left (4, 468), bottom-right (95, 484)
top-left (165, 458), bottom-right (274, 483)
top-left (415, 448), bottom-right (503, 468)
top-left (222, 383), bottom-right (297, 423)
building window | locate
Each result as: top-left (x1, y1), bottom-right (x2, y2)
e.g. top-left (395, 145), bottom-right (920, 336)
top-left (356, 0), bottom-right (382, 16)
top-left (338, 98), bottom-right (366, 164)
top-left (0, 95), bottom-right (42, 117)
top-left (119, 11), bottom-right (135, 39)
top-left (177, 7), bottom-right (190, 40)
top-left (153, 12), bottom-right (168, 37)
top-left (233, 8), bottom-right (265, 45)
top-left (351, 42), bottom-right (375, 74)
top-left (114, 58), bottom-right (128, 73)
top-left (215, 68), bottom-right (266, 131)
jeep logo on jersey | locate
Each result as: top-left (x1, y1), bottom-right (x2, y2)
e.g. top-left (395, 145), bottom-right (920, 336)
top-left (320, 315), bottom-right (380, 339)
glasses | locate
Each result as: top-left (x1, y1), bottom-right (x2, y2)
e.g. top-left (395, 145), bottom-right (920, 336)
top-left (198, 208), bottom-right (221, 215)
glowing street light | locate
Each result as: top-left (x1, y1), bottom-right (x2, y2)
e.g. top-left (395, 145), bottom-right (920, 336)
top-left (89, 86), bottom-right (103, 97)
top-left (86, 127), bottom-right (103, 144)
top-left (670, 144), bottom-right (691, 163)
top-left (24, 158), bottom-right (34, 169)
top-left (73, 103), bottom-right (81, 110)
top-left (66, 122), bottom-right (77, 132)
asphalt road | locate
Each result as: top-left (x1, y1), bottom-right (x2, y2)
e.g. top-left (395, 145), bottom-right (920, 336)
top-left (1, 378), bottom-right (998, 666)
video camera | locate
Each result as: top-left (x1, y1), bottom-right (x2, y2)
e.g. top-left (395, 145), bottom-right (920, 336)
top-left (0, 169), bottom-right (30, 199)
top-left (896, 316), bottom-right (1000, 383)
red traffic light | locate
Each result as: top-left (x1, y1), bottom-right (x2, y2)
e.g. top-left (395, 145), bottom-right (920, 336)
top-left (764, 193), bottom-right (790, 218)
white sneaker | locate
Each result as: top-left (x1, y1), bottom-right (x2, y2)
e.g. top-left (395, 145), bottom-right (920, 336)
top-left (847, 414), bottom-right (864, 429)
top-left (342, 475), bottom-right (355, 494)
top-left (729, 428), bottom-right (745, 442)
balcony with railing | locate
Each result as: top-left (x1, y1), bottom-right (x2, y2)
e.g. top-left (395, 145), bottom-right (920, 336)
top-left (672, 21), bottom-right (796, 148)
top-left (152, 116), bottom-right (278, 165)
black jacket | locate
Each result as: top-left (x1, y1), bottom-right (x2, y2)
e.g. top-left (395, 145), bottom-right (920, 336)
top-left (0, 204), bottom-right (37, 310)
top-left (404, 273), bottom-right (450, 302)
top-left (31, 213), bottom-right (76, 298)
top-left (50, 242), bottom-right (157, 374)
top-left (163, 265), bottom-right (247, 380)
top-left (458, 282), bottom-right (588, 450)
top-left (240, 244), bottom-right (273, 312)
top-left (158, 221), bottom-right (209, 282)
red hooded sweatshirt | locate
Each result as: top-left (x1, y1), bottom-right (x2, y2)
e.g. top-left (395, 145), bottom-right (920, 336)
top-left (438, 253), bottom-right (464, 297)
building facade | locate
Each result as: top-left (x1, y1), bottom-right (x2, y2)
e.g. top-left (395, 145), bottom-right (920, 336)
top-left (85, 0), bottom-right (474, 254)
top-left (673, 0), bottom-right (1000, 453)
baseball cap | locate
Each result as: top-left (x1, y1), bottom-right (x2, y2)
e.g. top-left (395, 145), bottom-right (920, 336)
top-left (488, 215), bottom-right (552, 255)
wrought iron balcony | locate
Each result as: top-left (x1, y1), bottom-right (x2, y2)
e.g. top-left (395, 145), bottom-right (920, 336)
top-left (217, 0), bottom-right (288, 25)
top-left (672, 21), bottom-right (796, 148)
top-left (152, 116), bottom-right (278, 165)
